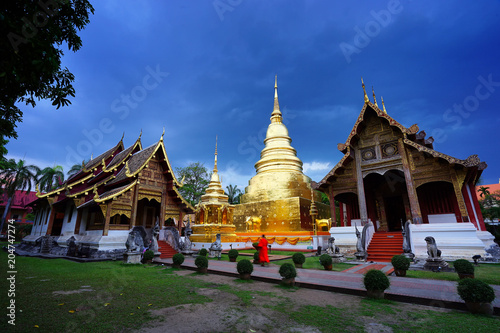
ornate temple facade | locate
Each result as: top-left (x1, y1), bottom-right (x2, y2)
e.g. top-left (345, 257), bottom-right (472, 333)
top-left (316, 81), bottom-right (493, 259)
top-left (22, 132), bottom-right (194, 256)
top-left (233, 78), bottom-right (330, 246)
top-left (191, 139), bottom-right (237, 243)
top-left (317, 82), bottom-right (487, 231)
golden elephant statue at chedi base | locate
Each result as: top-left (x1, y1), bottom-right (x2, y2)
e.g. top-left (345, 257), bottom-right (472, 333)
top-left (245, 216), bottom-right (261, 232)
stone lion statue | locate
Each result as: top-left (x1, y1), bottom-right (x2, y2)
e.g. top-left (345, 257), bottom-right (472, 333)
top-left (209, 233), bottom-right (222, 259)
top-left (125, 231), bottom-right (143, 253)
top-left (326, 237), bottom-right (340, 255)
top-left (425, 236), bottom-right (441, 258)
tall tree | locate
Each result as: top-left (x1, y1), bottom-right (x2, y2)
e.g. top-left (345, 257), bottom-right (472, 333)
top-left (67, 160), bottom-right (86, 178)
top-left (175, 162), bottom-right (210, 206)
top-left (0, 159), bottom-right (39, 232)
top-left (38, 165), bottom-right (65, 192)
top-left (226, 184), bottom-right (242, 204)
top-left (0, 1), bottom-right (94, 142)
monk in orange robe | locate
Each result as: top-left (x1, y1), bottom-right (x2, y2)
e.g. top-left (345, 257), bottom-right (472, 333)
top-left (258, 235), bottom-right (269, 266)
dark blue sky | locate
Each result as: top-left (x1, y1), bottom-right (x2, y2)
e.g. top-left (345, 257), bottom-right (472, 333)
top-left (7, 0), bottom-right (500, 191)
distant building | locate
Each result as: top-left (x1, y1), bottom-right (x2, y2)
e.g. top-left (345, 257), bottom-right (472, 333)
top-left (0, 190), bottom-right (39, 224)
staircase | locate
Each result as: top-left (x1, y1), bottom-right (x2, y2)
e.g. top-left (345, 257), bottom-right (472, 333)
top-left (366, 232), bottom-right (403, 262)
top-left (157, 240), bottom-right (177, 259)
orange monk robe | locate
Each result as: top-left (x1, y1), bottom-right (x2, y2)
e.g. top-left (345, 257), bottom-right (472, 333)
top-left (258, 237), bottom-right (269, 263)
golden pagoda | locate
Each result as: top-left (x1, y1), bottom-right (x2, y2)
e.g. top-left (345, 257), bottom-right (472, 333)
top-left (233, 77), bottom-right (330, 234)
top-left (190, 138), bottom-right (238, 243)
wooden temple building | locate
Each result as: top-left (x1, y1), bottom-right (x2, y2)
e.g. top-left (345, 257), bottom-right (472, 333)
top-left (22, 132), bottom-right (194, 256)
top-left (316, 80), bottom-right (493, 260)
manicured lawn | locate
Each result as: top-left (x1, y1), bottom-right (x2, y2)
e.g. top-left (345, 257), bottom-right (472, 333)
top-left (407, 262), bottom-right (500, 285)
top-left (1, 248), bottom-right (499, 333)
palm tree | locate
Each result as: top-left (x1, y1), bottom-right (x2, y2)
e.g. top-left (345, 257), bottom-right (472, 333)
top-left (38, 165), bottom-right (65, 192)
top-left (226, 184), bottom-right (242, 204)
top-left (478, 186), bottom-right (493, 207)
top-left (67, 160), bottom-right (87, 178)
top-left (0, 159), bottom-right (39, 232)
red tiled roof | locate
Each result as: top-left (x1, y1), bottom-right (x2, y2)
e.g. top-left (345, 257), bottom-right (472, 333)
top-left (0, 190), bottom-right (39, 208)
top-left (476, 183), bottom-right (500, 201)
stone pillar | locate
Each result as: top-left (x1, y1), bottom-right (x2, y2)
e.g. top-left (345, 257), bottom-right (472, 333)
top-left (397, 139), bottom-right (422, 224)
top-left (354, 149), bottom-right (368, 223)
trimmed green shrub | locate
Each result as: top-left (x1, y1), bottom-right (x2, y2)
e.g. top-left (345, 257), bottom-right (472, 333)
top-left (457, 278), bottom-right (495, 303)
top-left (292, 252), bottom-right (306, 265)
top-left (363, 269), bottom-right (390, 291)
top-left (319, 253), bottom-right (333, 266)
top-left (253, 252), bottom-right (260, 261)
top-left (199, 248), bottom-right (208, 257)
top-left (143, 250), bottom-right (154, 261)
top-left (172, 253), bottom-right (184, 265)
top-left (195, 255), bottom-right (208, 268)
top-left (228, 249), bottom-right (239, 259)
top-left (237, 259), bottom-right (254, 275)
top-left (453, 259), bottom-right (474, 275)
top-left (279, 263), bottom-right (297, 279)
top-left (391, 255), bottom-right (410, 270)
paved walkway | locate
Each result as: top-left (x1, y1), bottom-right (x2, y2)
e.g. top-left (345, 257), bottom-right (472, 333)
top-left (154, 256), bottom-right (500, 315)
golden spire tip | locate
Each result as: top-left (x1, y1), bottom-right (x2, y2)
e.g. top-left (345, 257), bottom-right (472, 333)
top-left (381, 96), bottom-right (387, 113)
top-left (361, 77), bottom-right (369, 103)
top-left (372, 86), bottom-right (378, 107)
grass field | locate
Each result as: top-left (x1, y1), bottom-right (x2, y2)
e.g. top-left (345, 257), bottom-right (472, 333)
top-left (1, 248), bottom-right (499, 333)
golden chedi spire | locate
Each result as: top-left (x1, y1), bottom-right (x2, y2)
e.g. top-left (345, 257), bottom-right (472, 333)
top-left (240, 77), bottom-right (312, 203)
top-left (361, 77), bottom-right (369, 103)
top-left (381, 96), bottom-right (387, 114)
top-left (199, 136), bottom-right (228, 204)
top-left (253, 76), bottom-right (303, 176)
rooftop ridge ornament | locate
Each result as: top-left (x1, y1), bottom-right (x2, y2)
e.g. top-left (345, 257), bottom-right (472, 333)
top-left (160, 127), bottom-right (165, 141)
top-left (361, 77), bottom-right (369, 103)
top-left (139, 129), bottom-right (142, 139)
top-left (381, 96), bottom-right (387, 113)
top-left (120, 132), bottom-right (125, 142)
top-left (372, 86), bottom-right (378, 107)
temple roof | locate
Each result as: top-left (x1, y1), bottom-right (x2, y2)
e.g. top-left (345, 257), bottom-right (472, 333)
top-left (83, 136), bottom-right (124, 171)
top-left (316, 82), bottom-right (487, 190)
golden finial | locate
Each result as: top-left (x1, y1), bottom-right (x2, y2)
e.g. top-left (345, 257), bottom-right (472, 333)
top-left (90, 153), bottom-right (93, 160)
top-left (93, 187), bottom-right (99, 200)
top-left (213, 135), bottom-right (218, 172)
top-left (272, 75), bottom-right (282, 122)
top-left (139, 129), bottom-right (142, 139)
top-left (160, 127), bottom-right (165, 141)
top-left (381, 96), bottom-right (387, 113)
top-left (120, 132), bottom-right (124, 142)
top-left (125, 160), bottom-right (131, 176)
top-left (372, 86), bottom-right (378, 107)
top-left (361, 77), bottom-right (369, 103)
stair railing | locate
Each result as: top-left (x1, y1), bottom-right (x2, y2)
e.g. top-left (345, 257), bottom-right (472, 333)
top-left (160, 227), bottom-right (182, 252)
